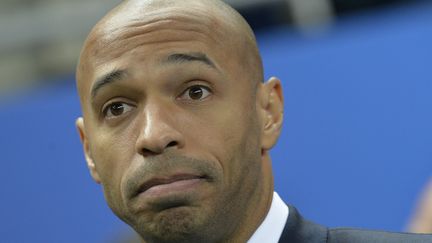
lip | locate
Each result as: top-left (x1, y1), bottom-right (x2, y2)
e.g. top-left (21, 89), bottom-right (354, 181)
top-left (136, 174), bottom-right (207, 198)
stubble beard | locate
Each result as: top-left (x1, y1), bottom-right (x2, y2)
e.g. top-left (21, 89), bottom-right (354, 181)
top-left (131, 202), bottom-right (233, 243)
top-left (127, 176), bottom-right (251, 243)
top-left (131, 168), bottom-right (262, 243)
top-left (136, 206), bottom-right (204, 243)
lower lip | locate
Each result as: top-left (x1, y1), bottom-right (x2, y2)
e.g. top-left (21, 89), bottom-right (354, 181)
top-left (140, 178), bottom-right (205, 198)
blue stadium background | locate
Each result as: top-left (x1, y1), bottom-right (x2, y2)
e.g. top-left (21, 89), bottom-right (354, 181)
top-left (1, 2), bottom-right (431, 242)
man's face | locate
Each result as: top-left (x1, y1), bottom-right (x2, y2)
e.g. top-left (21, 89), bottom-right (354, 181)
top-left (76, 5), bottom-right (274, 242)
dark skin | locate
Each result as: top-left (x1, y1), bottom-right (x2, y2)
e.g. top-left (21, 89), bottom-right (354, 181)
top-left (76, 0), bottom-right (284, 242)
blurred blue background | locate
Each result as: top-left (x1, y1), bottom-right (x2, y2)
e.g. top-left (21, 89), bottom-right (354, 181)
top-left (1, 0), bottom-right (431, 242)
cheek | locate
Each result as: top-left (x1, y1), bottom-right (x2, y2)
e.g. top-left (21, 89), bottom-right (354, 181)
top-left (91, 131), bottom-right (132, 179)
top-left (185, 100), bottom-right (262, 180)
top-left (89, 126), bottom-right (138, 204)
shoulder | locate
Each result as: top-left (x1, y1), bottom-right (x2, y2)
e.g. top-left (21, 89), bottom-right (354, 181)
top-left (328, 228), bottom-right (432, 243)
top-left (281, 205), bottom-right (432, 243)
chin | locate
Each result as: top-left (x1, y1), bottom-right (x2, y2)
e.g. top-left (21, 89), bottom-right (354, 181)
top-left (133, 206), bottom-right (210, 243)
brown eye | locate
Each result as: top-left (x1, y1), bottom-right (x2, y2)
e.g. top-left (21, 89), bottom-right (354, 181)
top-left (103, 102), bottom-right (134, 119)
top-left (189, 86), bottom-right (204, 100)
top-left (179, 85), bottom-right (211, 101)
top-left (110, 103), bottom-right (125, 116)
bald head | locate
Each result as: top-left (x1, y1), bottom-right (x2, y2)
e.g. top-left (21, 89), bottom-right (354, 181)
top-left (77, 0), bottom-right (263, 101)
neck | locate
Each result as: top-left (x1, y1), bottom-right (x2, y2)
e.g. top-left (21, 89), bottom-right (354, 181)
top-left (227, 152), bottom-right (274, 242)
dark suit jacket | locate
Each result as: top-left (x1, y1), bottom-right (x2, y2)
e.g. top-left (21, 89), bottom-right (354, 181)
top-left (279, 206), bottom-right (432, 243)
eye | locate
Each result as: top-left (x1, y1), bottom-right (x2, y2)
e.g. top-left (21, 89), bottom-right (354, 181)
top-left (179, 85), bottom-right (212, 101)
top-left (103, 102), bottom-right (134, 119)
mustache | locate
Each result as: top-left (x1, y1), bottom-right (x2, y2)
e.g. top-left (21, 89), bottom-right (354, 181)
top-left (124, 152), bottom-right (217, 198)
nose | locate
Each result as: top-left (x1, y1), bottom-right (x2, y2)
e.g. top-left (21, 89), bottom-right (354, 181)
top-left (135, 102), bottom-right (184, 156)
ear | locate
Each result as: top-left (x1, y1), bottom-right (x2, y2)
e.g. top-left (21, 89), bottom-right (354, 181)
top-left (258, 77), bottom-right (284, 151)
top-left (76, 117), bottom-right (101, 184)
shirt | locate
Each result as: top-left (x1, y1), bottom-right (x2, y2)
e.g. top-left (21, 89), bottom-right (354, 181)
top-left (248, 192), bottom-right (289, 243)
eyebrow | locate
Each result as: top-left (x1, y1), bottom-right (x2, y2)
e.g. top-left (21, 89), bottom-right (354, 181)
top-left (90, 52), bottom-right (217, 99)
top-left (91, 69), bottom-right (127, 98)
top-left (163, 52), bottom-right (217, 69)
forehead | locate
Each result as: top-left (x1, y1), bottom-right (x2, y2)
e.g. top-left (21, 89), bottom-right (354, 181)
top-left (77, 3), bottom-right (247, 102)
top-left (86, 6), bottom-right (229, 66)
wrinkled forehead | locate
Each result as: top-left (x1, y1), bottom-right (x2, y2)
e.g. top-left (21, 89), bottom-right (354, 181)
top-left (84, 4), bottom-right (234, 64)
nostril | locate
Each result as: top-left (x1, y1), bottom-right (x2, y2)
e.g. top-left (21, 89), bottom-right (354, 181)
top-left (141, 148), bottom-right (159, 157)
top-left (167, 141), bottom-right (178, 148)
top-left (138, 141), bottom-right (180, 157)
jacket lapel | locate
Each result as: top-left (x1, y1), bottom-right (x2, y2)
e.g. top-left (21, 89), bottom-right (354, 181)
top-left (278, 206), bottom-right (328, 243)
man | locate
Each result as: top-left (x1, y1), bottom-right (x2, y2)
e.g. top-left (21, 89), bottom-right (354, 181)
top-left (75, 0), bottom-right (432, 242)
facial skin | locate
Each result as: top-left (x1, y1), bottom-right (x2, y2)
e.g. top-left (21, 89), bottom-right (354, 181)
top-left (76, 0), bottom-right (284, 242)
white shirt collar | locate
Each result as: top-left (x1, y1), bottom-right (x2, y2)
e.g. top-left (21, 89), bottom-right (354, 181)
top-left (247, 192), bottom-right (289, 243)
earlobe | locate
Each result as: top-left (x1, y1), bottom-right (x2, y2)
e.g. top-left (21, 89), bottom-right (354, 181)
top-left (259, 77), bottom-right (284, 151)
top-left (76, 117), bottom-right (102, 184)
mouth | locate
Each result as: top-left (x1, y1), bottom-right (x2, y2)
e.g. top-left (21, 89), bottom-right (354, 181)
top-left (136, 174), bottom-right (208, 198)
